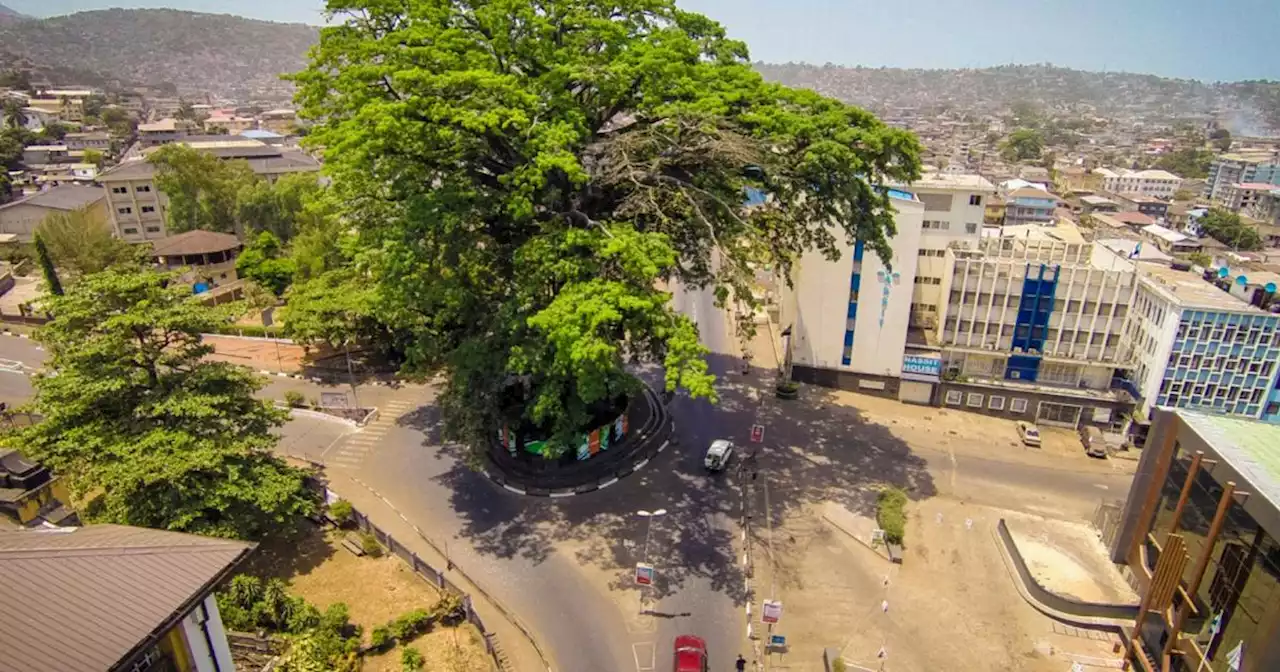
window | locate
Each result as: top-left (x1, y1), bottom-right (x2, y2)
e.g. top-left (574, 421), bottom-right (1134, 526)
top-left (110, 186), bottom-right (127, 194)
top-left (966, 392), bottom-right (984, 408)
top-left (141, 205), bottom-right (155, 213)
top-left (945, 390), bottom-right (963, 405)
top-left (965, 222), bottom-right (978, 234)
top-left (969, 194), bottom-right (982, 206)
top-left (123, 228), bottom-right (138, 234)
top-left (136, 185), bottom-right (151, 192)
top-left (117, 207), bottom-right (132, 214)
top-left (988, 395), bottom-right (1006, 410)
top-left (1010, 398), bottom-right (1029, 413)
top-left (145, 226), bottom-right (161, 233)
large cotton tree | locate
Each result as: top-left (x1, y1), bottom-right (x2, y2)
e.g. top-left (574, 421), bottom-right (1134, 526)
top-left (293, 0), bottom-right (921, 450)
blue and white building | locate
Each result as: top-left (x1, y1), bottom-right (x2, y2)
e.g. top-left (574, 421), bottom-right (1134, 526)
top-left (1124, 263), bottom-right (1280, 424)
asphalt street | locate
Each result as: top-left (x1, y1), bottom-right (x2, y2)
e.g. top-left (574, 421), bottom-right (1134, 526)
top-left (0, 283), bottom-right (1134, 672)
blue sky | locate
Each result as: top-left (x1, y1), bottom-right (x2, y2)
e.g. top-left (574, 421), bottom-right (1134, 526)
top-left (9, 0), bottom-right (1279, 82)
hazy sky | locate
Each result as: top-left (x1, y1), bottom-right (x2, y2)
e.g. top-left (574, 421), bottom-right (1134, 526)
top-left (9, 0), bottom-right (1279, 82)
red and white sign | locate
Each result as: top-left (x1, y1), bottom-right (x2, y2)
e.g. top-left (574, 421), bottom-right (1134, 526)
top-left (635, 563), bottom-right (655, 586)
top-left (750, 424), bottom-right (765, 443)
top-left (761, 599), bottom-right (782, 624)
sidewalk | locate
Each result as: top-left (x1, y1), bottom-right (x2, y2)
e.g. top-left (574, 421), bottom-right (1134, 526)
top-left (325, 471), bottom-right (553, 672)
top-left (203, 333), bottom-right (309, 373)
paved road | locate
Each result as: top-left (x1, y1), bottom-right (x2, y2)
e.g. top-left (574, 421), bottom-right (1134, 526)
top-left (0, 286), bottom-right (1134, 672)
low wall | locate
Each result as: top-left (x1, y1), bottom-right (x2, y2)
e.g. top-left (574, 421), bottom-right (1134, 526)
top-left (996, 519), bottom-right (1140, 622)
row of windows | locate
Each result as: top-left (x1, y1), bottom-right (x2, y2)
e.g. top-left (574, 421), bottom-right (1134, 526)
top-left (121, 226), bottom-right (162, 235)
top-left (1176, 321), bottom-right (1280, 347)
top-left (109, 184), bottom-right (151, 194)
top-left (914, 276), bottom-right (942, 286)
top-left (943, 390), bottom-right (1028, 413)
top-left (910, 303), bottom-right (938, 313)
top-left (116, 206), bottom-right (156, 215)
top-left (949, 292), bottom-right (1129, 319)
top-left (918, 249), bottom-right (946, 257)
top-left (944, 321), bottom-right (1121, 348)
top-left (1167, 353), bottom-right (1276, 378)
top-left (1159, 380), bottom-right (1266, 405)
top-left (923, 220), bottom-right (949, 230)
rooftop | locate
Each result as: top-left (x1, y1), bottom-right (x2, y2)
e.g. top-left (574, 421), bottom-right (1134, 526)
top-left (1007, 186), bottom-right (1058, 200)
top-left (1112, 211), bottom-right (1156, 227)
top-left (1097, 238), bottom-right (1173, 264)
top-left (23, 145), bottom-right (67, 152)
top-left (0, 524), bottom-right (253, 672)
top-left (892, 172), bottom-right (995, 192)
top-left (1141, 223), bottom-right (1189, 244)
top-left (150, 230), bottom-right (242, 257)
top-left (0, 184), bottom-right (104, 213)
top-left (1138, 263), bottom-right (1258, 311)
top-left (1080, 195), bottom-right (1117, 206)
top-left (1233, 182), bottom-right (1280, 191)
top-left (1177, 410), bottom-right (1280, 524)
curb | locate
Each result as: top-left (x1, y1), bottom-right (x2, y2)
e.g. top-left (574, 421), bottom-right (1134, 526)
top-left (479, 387), bottom-right (676, 498)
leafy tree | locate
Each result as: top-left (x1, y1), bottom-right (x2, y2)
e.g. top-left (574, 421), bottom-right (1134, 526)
top-left (1154, 148), bottom-right (1212, 179)
top-left (236, 231), bottom-right (297, 296)
top-left (1198, 208), bottom-right (1261, 250)
top-left (1186, 251), bottom-right (1213, 268)
top-left (0, 172), bottom-right (11, 205)
top-left (235, 171), bottom-right (323, 242)
top-left (37, 206), bottom-right (139, 277)
top-left (175, 99), bottom-right (196, 121)
top-left (292, 0), bottom-right (921, 450)
top-left (2, 99), bottom-right (27, 130)
top-left (1173, 189), bottom-right (1195, 202)
top-left (82, 148), bottom-right (105, 168)
top-left (6, 268), bottom-right (315, 538)
top-left (1000, 128), bottom-right (1043, 162)
top-left (0, 131), bottom-right (23, 170)
top-left (37, 122), bottom-right (69, 143)
top-left (149, 144), bottom-right (257, 234)
top-left (101, 107), bottom-right (137, 137)
top-left (33, 234), bottom-right (63, 296)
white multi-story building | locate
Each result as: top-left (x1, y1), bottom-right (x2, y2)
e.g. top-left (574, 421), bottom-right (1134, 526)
top-left (1204, 151), bottom-right (1280, 202)
top-left (1098, 168), bottom-right (1182, 199)
top-left (932, 233), bottom-right (1137, 428)
top-left (781, 188), bottom-right (928, 401)
top-left (891, 173), bottom-right (994, 329)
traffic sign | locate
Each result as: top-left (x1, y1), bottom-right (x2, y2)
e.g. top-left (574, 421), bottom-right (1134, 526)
top-left (750, 424), bottom-right (765, 443)
top-left (761, 599), bottom-right (782, 624)
top-left (635, 563), bottom-right (654, 586)
top-left (768, 634), bottom-right (786, 649)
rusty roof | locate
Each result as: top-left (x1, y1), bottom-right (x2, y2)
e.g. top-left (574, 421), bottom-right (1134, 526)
top-left (150, 230), bottom-right (242, 257)
top-left (0, 524), bottom-right (253, 672)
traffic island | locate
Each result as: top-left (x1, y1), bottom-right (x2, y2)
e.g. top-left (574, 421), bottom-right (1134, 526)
top-left (479, 385), bottom-right (675, 496)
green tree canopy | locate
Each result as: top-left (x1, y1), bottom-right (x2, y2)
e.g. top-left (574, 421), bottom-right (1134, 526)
top-left (236, 230), bottom-right (297, 297)
top-left (1199, 208), bottom-right (1262, 251)
top-left (236, 171), bottom-right (324, 242)
top-left (2, 99), bottom-right (27, 130)
top-left (1153, 148), bottom-right (1212, 179)
top-left (6, 269), bottom-right (315, 538)
top-left (1000, 128), bottom-right (1044, 162)
top-left (292, 0), bottom-right (921, 449)
top-left (149, 144), bottom-right (257, 234)
top-left (37, 206), bottom-right (139, 277)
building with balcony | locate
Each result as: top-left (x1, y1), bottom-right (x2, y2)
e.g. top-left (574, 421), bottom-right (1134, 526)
top-left (1107, 409), bottom-right (1280, 672)
top-left (1204, 151), bottom-right (1280, 202)
top-left (0, 524), bottom-right (253, 672)
top-left (1100, 169), bottom-right (1182, 199)
top-left (137, 118), bottom-right (200, 148)
top-left (150, 230), bottom-right (243, 289)
top-left (96, 137), bottom-right (321, 243)
top-left (934, 234), bottom-right (1137, 429)
top-left (1244, 187), bottom-right (1280, 227)
top-left (1218, 182), bottom-right (1277, 213)
top-left (892, 172), bottom-right (995, 330)
top-left (1118, 262), bottom-right (1280, 423)
top-left (1002, 186), bottom-right (1058, 226)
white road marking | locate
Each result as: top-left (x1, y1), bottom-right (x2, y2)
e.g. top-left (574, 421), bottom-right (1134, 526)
top-left (502, 484), bottom-right (526, 495)
top-left (1094, 483), bottom-right (1110, 490)
top-left (598, 477), bottom-right (619, 489)
top-left (549, 492), bottom-right (574, 498)
top-left (632, 642), bottom-right (655, 671)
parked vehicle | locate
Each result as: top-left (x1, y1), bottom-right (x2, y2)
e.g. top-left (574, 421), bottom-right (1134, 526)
top-left (1016, 421), bottom-right (1042, 447)
top-left (704, 439), bottom-right (734, 472)
top-left (1080, 425), bottom-right (1107, 458)
top-left (674, 635), bottom-right (709, 672)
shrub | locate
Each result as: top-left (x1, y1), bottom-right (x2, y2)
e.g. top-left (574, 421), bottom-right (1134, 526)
top-left (284, 390), bottom-right (306, 408)
top-left (876, 487), bottom-right (909, 546)
top-left (368, 625), bottom-right (392, 651)
top-left (309, 396), bottom-right (321, 408)
top-left (328, 499), bottom-right (353, 526)
top-left (227, 574), bottom-right (263, 610)
top-left (216, 595), bottom-right (255, 632)
top-left (319, 602), bottom-right (352, 637)
top-left (431, 593), bottom-right (466, 625)
top-left (215, 323), bottom-right (286, 338)
top-left (833, 659), bottom-right (847, 672)
top-left (285, 601), bottom-right (321, 634)
top-left (360, 531), bottom-right (383, 557)
top-left (400, 647), bottom-right (425, 671)
top-left (390, 608), bottom-right (431, 641)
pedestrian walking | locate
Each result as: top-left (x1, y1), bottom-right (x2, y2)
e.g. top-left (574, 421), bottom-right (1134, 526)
top-left (736, 654), bottom-right (747, 671)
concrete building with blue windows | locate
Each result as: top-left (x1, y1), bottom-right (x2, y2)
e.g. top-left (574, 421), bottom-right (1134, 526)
top-left (1123, 262), bottom-right (1280, 425)
top-left (932, 229), bottom-right (1138, 429)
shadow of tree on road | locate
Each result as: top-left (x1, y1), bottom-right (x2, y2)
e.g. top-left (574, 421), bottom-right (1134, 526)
top-left (399, 352), bottom-right (936, 609)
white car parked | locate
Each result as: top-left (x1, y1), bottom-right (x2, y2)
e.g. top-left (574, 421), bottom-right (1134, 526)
top-left (704, 439), bottom-right (734, 472)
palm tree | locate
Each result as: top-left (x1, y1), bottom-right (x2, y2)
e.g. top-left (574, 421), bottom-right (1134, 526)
top-left (2, 99), bottom-right (27, 130)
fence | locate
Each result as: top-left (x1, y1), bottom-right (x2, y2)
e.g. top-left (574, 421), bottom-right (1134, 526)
top-left (325, 485), bottom-right (510, 672)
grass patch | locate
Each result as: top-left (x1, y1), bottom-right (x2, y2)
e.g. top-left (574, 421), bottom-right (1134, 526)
top-left (877, 486), bottom-right (908, 546)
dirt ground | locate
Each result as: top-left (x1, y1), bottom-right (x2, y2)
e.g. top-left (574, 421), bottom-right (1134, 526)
top-left (755, 498), bottom-right (1124, 672)
top-left (1006, 514), bottom-right (1137, 605)
top-left (245, 525), bottom-right (491, 671)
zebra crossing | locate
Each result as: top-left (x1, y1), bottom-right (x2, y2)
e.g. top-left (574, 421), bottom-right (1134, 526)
top-left (323, 398), bottom-right (418, 470)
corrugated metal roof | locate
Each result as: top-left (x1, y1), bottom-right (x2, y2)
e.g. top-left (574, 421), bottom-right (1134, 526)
top-left (150, 230), bottom-right (242, 257)
top-left (0, 184), bottom-right (105, 213)
top-left (0, 524), bottom-right (252, 672)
